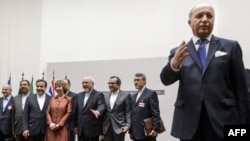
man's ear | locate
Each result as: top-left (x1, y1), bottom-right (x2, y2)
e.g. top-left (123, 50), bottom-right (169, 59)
top-left (188, 20), bottom-right (191, 27)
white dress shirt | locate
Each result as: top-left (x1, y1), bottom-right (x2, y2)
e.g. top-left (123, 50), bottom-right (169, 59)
top-left (3, 95), bottom-right (11, 112)
top-left (37, 93), bottom-right (46, 111)
top-left (136, 86), bottom-right (146, 102)
top-left (110, 90), bottom-right (119, 110)
top-left (22, 93), bottom-right (30, 110)
top-left (83, 90), bottom-right (92, 107)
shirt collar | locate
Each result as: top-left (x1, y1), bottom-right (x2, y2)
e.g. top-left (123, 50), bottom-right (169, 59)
top-left (4, 95), bottom-right (11, 100)
top-left (138, 86), bottom-right (146, 93)
top-left (192, 34), bottom-right (212, 45)
top-left (37, 93), bottom-right (46, 98)
top-left (65, 90), bottom-right (70, 95)
top-left (111, 90), bottom-right (120, 95)
top-left (86, 89), bottom-right (93, 95)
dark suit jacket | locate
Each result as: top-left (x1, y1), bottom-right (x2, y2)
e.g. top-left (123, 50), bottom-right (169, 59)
top-left (67, 91), bottom-right (77, 131)
top-left (130, 88), bottom-right (161, 140)
top-left (12, 93), bottom-right (33, 135)
top-left (75, 89), bottom-right (105, 137)
top-left (0, 96), bottom-right (14, 135)
top-left (160, 35), bottom-right (249, 140)
top-left (22, 93), bottom-right (51, 135)
top-left (102, 90), bottom-right (131, 135)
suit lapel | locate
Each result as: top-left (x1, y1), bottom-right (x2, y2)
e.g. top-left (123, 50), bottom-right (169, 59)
top-left (42, 95), bottom-right (50, 112)
top-left (2, 97), bottom-right (13, 113)
top-left (112, 91), bottom-right (122, 110)
top-left (203, 36), bottom-right (220, 73)
top-left (81, 92), bottom-right (88, 111)
top-left (136, 88), bottom-right (147, 105)
top-left (84, 90), bottom-right (94, 108)
top-left (188, 40), bottom-right (203, 71)
top-left (0, 98), bottom-right (3, 113)
top-left (5, 97), bottom-right (13, 112)
top-left (12, 95), bottom-right (23, 113)
top-left (188, 36), bottom-right (220, 75)
top-left (132, 93), bottom-right (138, 107)
top-left (107, 93), bottom-right (112, 110)
top-left (33, 95), bottom-right (41, 111)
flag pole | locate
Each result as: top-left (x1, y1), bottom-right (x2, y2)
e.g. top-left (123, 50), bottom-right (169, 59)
top-left (42, 71), bottom-right (45, 80)
top-left (22, 72), bottom-right (24, 80)
top-left (30, 75), bottom-right (34, 94)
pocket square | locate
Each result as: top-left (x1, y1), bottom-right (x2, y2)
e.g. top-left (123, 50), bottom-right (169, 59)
top-left (215, 50), bottom-right (227, 57)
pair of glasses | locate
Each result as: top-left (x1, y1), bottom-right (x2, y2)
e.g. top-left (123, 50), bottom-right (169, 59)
top-left (107, 82), bottom-right (117, 85)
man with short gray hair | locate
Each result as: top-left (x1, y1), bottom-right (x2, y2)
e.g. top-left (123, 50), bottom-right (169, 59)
top-left (75, 76), bottom-right (106, 141)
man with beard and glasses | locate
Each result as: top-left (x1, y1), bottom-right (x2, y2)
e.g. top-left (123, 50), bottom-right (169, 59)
top-left (102, 76), bottom-right (131, 141)
top-left (22, 79), bottom-right (51, 141)
top-left (75, 76), bottom-right (106, 141)
top-left (12, 80), bottom-right (33, 141)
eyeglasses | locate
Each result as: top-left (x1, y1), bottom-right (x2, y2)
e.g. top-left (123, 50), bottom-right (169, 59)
top-left (107, 82), bottom-right (117, 85)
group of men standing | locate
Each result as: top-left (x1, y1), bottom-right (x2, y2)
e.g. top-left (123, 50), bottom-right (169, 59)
top-left (0, 72), bottom-right (162, 141)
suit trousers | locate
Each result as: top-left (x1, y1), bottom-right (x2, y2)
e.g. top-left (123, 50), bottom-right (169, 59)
top-left (0, 131), bottom-right (13, 141)
top-left (78, 132), bottom-right (99, 141)
top-left (132, 137), bottom-right (156, 141)
top-left (69, 130), bottom-right (75, 141)
top-left (130, 131), bottom-right (156, 141)
top-left (180, 102), bottom-right (222, 141)
top-left (104, 124), bottom-right (125, 141)
top-left (16, 134), bottom-right (27, 141)
top-left (78, 136), bottom-right (99, 141)
top-left (27, 133), bottom-right (45, 141)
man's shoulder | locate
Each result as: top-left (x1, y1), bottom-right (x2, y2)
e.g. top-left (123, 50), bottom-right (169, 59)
top-left (28, 94), bottom-right (36, 97)
top-left (212, 35), bottom-right (238, 44)
top-left (118, 90), bottom-right (131, 97)
top-left (14, 94), bottom-right (22, 99)
top-left (92, 89), bottom-right (103, 95)
top-left (144, 87), bottom-right (155, 93)
top-left (68, 91), bottom-right (77, 97)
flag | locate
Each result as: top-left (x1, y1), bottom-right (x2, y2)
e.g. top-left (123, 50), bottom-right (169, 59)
top-left (7, 77), bottom-right (11, 85)
top-left (49, 79), bottom-right (55, 96)
top-left (30, 76), bottom-right (34, 93)
top-left (7, 72), bottom-right (11, 85)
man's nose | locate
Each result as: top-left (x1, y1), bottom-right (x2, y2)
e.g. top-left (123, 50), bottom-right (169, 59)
top-left (201, 15), bottom-right (208, 21)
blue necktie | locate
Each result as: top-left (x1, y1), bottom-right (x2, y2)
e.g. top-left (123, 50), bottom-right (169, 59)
top-left (197, 39), bottom-right (206, 69)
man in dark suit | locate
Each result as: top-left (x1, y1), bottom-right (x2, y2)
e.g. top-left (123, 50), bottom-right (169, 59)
top-left (63, 78), bottom-right (77, 141)
top-left (160, 3), bottom-right (249, 141)
top-left (0, 84), bottom-right (14, 141)
top-left (130, 73), bottom-right (161, 141)
top-left (13, 80), bottom-right (33, 141)
top-left (22, 79), bottom-right (51, 141)
top-left (75, 76), bottom-right (106, 141)
top-left (245, 69), bottom-right (250, 113)
top-left (102, 76), bottom-right (131, 141)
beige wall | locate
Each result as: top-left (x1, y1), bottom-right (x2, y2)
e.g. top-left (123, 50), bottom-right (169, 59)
top-left (1, 0), bottom-right (250, 94)
top-left (0, 0), bottom-right (250, 140)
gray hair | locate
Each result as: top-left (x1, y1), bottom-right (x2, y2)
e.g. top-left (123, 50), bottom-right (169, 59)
top-left (188, 3), bottom-right (215, 19)
top-left (84, 76), bottom-right (95, 84)
top-left (135, 73), bottom-right (146, 81)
